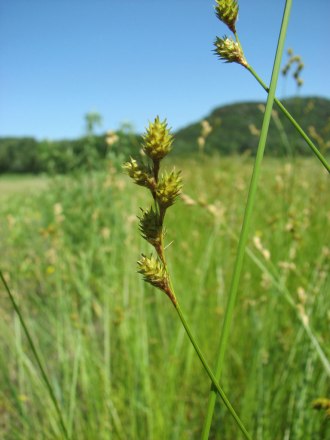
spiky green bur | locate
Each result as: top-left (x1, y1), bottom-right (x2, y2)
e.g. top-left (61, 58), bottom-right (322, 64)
top-left (143, 116), bottom-right (174, 160)
top-left (214, 36), bottom-right (247, 67)
top-left (137, 254), bottom-right (176, 302)
top-left (122, 158), bottom-right (156, 190)
top-left (138, 207), bottom-right (163, 247)
top-left (156, 171), bottom-right (182, 209)
top-left (215, 0), bottom-right (239, 33)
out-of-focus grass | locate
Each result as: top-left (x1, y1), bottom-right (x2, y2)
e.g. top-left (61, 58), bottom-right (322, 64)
top-left (0, 175), bottom-right (49, 200)
top-left (0, 157), bottom-right (329, 439)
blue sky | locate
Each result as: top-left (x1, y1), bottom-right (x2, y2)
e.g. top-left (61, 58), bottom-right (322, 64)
top-left (1, 0), bottom-right (329, 139)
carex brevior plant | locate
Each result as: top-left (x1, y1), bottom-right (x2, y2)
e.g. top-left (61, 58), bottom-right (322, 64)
top-left (123, 117), bottom-right (252, 439)
top-left (213, 0), bottom-right (329, 173)
top-left (202, 1), bottom-right (329, 438)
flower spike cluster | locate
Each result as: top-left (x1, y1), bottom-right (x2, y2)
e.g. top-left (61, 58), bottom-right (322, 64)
top-left (214, 36), bottom-right (247, 67)
top-left (143, 117), bottom-right (174, 160)
top-left (123, 158), bottom-right (156, 190)
top-left (123, 117), bottom-right (182, 304)
top-left (137, 255), bottom-right (175, 303)
top-left (138, 207), bottom-right (162, 248)
top-left (215, 0), bottom-right (239, 33)
top-left (213, 1), bottom-right (248, 68)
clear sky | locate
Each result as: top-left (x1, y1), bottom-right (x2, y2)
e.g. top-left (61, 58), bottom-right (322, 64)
top-left (1, 0), bottom-right (329, 140)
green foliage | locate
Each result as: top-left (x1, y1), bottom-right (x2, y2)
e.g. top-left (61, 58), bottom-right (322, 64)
top-left (175, 97), bottom-right (330, 156)
top-left (0, 98), bottom-right (329, 174)
top-left (0, 157), bottom-right (329, 439)
top-left (0, 128), bottom-right (140, 175)
top-left (0, 137), bottom-right (41, 173)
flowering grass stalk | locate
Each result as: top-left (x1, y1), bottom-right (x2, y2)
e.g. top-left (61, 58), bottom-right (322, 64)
top-left (214, 1), bottom-right (330, 173)
top-left (124, 117), bottom-right (252, 439)
top-left (202, 0), bottom-right (293, 437)
top-left (0, 269), bottom-right (69, 440)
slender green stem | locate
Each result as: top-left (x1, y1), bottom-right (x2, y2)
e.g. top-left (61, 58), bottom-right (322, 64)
top-left (246, 65), bottom-right (330, 173)
top-left (174, 303), bottom-right (252, 440)
top-left (202, 1), bottom-right (293, 438)
top-left (234, 32), bottom-right (243, 51)
top-left (159, 223), bottom-right (250, 437)
top-left (0, 270), bottom-right (70, 440)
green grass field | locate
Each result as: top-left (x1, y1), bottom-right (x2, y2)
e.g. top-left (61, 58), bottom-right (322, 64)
top-left (0, 175), bottom-right (49, 200)
top-left (0, 156), bottom-right (329, 439)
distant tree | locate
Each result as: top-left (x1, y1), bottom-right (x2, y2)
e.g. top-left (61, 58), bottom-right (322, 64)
top-left (85, 112), bottom-right (102, 137)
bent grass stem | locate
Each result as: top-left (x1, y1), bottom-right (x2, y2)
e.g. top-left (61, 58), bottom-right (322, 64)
top-left (246, 65), bottom-right (330, 173)
top-left (233, 31), bottom-right (330, 173)
top-left (0, 270), bottom-right (69, 440)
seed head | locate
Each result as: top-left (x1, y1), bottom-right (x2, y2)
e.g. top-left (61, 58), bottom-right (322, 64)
top-left (156, 170), bottom-right (182, 209)
top-left (297, 78), bottom-right (303, 88)
top-left (143, 116), bottom-right (174, 161)
top-left (215, 0), bottom-right (239, 33)
top-left (122, 158), bottom-right (156, 190)
top-left (137, 254), bottom-right (177, 303)
top-left (137, 254), bottom-right (167, 290)
top-left (138, 207), bottom-right (163, 247)
top-left (214, 36), bottom-right (247, 67)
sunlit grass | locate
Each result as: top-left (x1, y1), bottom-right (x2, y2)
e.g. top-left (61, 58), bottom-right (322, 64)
top-left (0, 157), bottom-right (329, 439)
top-left (0, 175), bottom-right (49, 200)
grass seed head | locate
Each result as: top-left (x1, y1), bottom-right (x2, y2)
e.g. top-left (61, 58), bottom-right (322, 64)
top-left (142, 116), bottom-right (174, 161)
top-left (122, 158), bottom-right (156, 190)
top-left (156, 170), bottom-right (182, 209)
top-left (137, 254), bottom-right (168, 290)
top-left (215, 0), bottom-right (239, 33)
top-left (214, 36), bottom-right (247, 67)
top-left (138, 207), bottom-right (163, 247)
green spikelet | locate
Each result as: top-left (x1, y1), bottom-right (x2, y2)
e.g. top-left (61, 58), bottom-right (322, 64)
top-left (214, 36), bottom-right (247, 67)
top-left (138, 207), bottom-right (163, 247)
top-left (156, 170), bottom-right (182, 209)
top-left (122, 158), bottom-right (156, 190)
top-left (215, 0), bottom-right (239, 33)
top-left (142, 116), bottom-right (174, 160)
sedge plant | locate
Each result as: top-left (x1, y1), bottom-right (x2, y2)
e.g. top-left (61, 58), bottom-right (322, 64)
top-left (123, 117), bottom-right (252, 439)
top-left (213, 0), bottom-right (329, 173)
top-left (203, 1), bottom-right (328, 438)
top-left (203, 0), bottom-right (291, 436)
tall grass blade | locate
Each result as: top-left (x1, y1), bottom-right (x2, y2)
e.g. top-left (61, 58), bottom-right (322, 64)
top-left (0, 270), bottom-right (69, 440)
top-left (202, 1), bottom-right (293, 437)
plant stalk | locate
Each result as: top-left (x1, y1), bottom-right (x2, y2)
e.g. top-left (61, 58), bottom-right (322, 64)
top-left (202, 1), bottom-right (293, 437)
top-left (174, 303), bottom-right (252, 440)
top-left (246, 65), bottom-right (330, 173)
top-left (0, 270), bottom-right (69, 440)
top-left (161, 242), bottom-right (251, 437)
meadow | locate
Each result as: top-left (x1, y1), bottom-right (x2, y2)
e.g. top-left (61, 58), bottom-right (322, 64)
top-left (0, 155), bottom-right (329, 439)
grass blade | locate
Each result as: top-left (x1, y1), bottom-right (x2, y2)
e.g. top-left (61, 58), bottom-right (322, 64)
top-left (202, 1), bottom-right (294, 437)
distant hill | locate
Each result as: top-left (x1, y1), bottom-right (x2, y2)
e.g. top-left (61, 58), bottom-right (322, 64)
top-left (0, 97), bottom-right (329, 174)
top-left (174, 96), bottom-right (330, 156)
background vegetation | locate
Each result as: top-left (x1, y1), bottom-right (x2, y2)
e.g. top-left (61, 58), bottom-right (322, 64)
top-left (0, 97), bottom-right (329, 174)
top-left (0, 153), bottom-right (329, 438)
